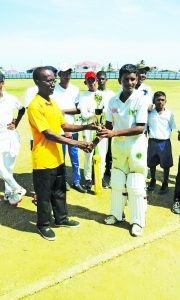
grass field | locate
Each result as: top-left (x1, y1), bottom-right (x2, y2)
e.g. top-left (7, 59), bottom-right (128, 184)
top-left (0, 79), bottom-right (179, 299)
top-left (1, 79), bottom-right (180, 199)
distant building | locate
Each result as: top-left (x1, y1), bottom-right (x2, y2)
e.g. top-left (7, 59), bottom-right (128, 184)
top-left (74, 60), bottom-right (101, 72)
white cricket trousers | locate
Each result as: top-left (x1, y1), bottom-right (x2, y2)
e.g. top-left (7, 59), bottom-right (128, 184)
top-left (0, 152), bottom-right (21, 194)
top-left (82, 130), bottom-right (108, 180)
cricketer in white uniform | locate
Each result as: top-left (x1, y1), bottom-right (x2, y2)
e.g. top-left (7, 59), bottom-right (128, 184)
top-left (136, 63), bottom-right (153, 112)
top-left (97, 64), bottom-right (148, 237)
top-left (0, 73), bottom-right (26, 204)
top-left (51, 63), bottom-right (86, 193)
top-left (78, 71), bottom-right (109, 190)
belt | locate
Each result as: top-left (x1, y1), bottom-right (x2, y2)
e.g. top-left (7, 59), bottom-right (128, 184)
top-left (150, 138), bottom-right (170, 142)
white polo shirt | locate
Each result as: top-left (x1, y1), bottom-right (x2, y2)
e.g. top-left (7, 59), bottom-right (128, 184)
top-left (96, 89), bottom-right (115, 114)
top-left (148, 107), bottom-right (176, 139)
top-left (106, 89), bottom-right (148, 135)
top-left (52, 83), bottom-right (80, 125)
top-left (78, 91), bottom-right (98, 124)
top-left (79, 89), bottom-right (115, 124)
top-left (0, 91), bottom-right (23, 153)
top-left (136, 83), bottom-right (153, 106)
top-left (25, 85), bottom-right (38, 107)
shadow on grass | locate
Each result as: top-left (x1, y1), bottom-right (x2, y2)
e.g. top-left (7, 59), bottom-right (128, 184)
top-left (0, 172), bottom-right (34, 197)
top-left (67, 203), bottom-right (130, 231)
top-left (0, 167), bottom-right (176, 234)
top-left (147, 169), bottom-right (175, 209)
top-left (0, 200), bottom-right (37, 233)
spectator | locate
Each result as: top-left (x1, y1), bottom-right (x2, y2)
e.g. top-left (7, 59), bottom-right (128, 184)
top-left (147, 91), bottom-right (176, 194)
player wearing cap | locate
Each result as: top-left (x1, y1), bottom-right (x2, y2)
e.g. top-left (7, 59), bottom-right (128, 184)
top-left (52, 63), bottom-right (86, 193)
top-left (135, 63), bottom-right (153, 112)
top-left (0, 73), bottom-right (26, 205)
top-left (97, 64), bottom-right (148, 237)
top-left (78, 71), bottom-right (109, 191)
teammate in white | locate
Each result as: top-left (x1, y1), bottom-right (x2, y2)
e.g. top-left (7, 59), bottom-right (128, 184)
top-left (0, 73), bottom-right (26, 205)
top-left (52, 63), bottom-right (86, 193)
top-left (96, 71), bottom-right (115, 182)
top-left (97, 64), bottom-right (148, 237)
top-left (147, 91), bottom-right (176, 194)
top-left (135, 63), bottom-right (153, 112)
top-left (78, 71), bottom-right (109, 191)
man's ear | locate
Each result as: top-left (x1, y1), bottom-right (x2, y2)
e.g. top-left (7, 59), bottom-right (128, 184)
top-left (118, 78), bottom-right (121, 85)
top-left (34, 79), bottom-right (39, 86)
top-left (84, 80), bottom-right (87, 85)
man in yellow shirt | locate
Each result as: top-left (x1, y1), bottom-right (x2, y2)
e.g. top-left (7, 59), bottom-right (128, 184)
top-left (28, 67), bottom-right (96, 241)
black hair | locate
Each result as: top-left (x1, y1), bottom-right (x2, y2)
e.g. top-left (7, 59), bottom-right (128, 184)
top-left (32, 67), bottom-right (44, 81)
top-left (119, 64), bottom-right (138, 79)
top-left (96, 71), bottom-right (107, 78)
top-left (153, 91), bottom-right (166, 103)
top-left (32, 66), bottom-right (56, 82)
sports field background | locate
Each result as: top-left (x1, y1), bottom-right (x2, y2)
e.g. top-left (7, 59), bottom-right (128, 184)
top-left (1, 79), bottom-right (180, 199)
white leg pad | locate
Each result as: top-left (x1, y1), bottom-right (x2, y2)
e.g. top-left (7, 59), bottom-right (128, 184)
top-left (127, 173), bottom-right (147, 227)
top-left (110, 168), bottom-right (127, 221)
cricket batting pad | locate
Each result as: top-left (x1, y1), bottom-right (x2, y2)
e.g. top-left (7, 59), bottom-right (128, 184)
top-left (127, 173), bottom-right (147, 228)
top-left (110, 168), bottom-right (127, 221)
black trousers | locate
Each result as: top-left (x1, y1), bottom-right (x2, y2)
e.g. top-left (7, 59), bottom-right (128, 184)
top-left (33, 164), bottom-right (67, 228)
top-left (174, 156), bottom-right (180, 201)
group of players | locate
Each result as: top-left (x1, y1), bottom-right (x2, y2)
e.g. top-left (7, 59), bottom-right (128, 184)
top-left (0, 62), bottom-right (179, 241)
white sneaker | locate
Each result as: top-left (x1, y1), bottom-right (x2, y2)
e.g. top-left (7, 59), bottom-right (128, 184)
top-left (131, 224), bottom-right (143, 237)
top-left (104, 215), bottom-right (118, 225)
top-left (9, 187), bottom-right (26, 205)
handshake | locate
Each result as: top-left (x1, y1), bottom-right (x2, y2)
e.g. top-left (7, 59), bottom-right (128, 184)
top-left (76, 123), bottom-right (113, 153)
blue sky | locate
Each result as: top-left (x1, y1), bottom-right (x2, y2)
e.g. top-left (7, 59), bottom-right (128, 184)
top-left (1, 0), bottom-right (180, 70)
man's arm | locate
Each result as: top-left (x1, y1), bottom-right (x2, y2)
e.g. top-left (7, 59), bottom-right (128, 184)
top-left (61, 107), bottom-right (78, 115)
top-left (97, 122), bottom-right (145, 138)
top-left (7, 107), bottom-right (25, 130)
top-left (42, 129), bottom-right (92, 152)
top-left (61, 123), bottom-right (100, 132)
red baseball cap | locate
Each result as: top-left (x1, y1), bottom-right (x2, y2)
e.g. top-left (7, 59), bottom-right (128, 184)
top-left (85, 71), bottom-right (97, 81)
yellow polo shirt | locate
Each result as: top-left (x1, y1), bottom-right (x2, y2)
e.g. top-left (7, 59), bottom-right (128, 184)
top-left (27, 94), bottom-right (66, 169)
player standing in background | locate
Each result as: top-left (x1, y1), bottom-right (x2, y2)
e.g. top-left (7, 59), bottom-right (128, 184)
top-left (0, 73), bottom-right (26, 205)
top-left (135, 63), bottom-right (153, 112)
top-left (78, 71), bottom-right (110, 191)
top-left (171, 128), bottom-right (180, 214)
top-left (96, 71), bottom-right (115, 180)
top-left (52, 63), bottom-right (86, 193)
top-left (147, 91), bottom-right (176, 194)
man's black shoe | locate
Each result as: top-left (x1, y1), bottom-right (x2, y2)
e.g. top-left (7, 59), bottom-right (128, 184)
top-left (72, 183), bottom-right (87, 193)
top-left (85, 180), bottom-right (92, 191)
top-left (38, 227), bottom-right (56, 241)
top-left (159, 182), bottom-right (168, 194)
top-left (66, 182), bottom-right (71, 191)
top-left (55, 218), bottom-right (80, 228)
top-left (147, 179), bottom-right (156, 191)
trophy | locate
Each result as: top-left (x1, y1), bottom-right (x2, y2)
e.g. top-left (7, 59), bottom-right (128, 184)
top-left (94, 93), bottom-right (104, 127)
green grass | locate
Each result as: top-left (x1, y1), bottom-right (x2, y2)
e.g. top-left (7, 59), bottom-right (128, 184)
top-left (1, 79), bottom-right (180, 203)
